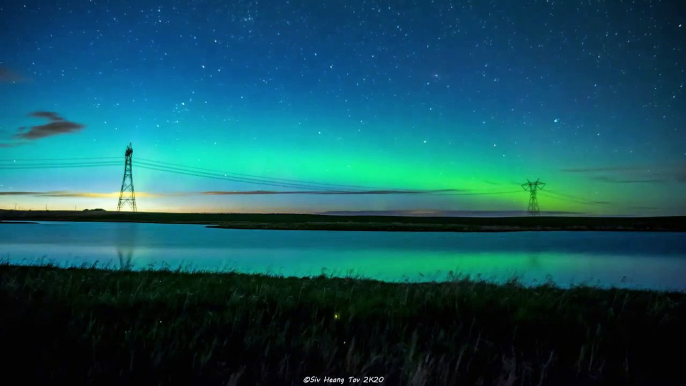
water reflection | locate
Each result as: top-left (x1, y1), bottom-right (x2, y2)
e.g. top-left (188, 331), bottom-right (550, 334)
top-left (115, 223), bottom-right (137, 271)
top-left (1, 222), bottom-right (685, 291)
top-left (527, 253), bottom-right (541, 269)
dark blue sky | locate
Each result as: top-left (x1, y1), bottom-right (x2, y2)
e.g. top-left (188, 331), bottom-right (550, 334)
top-left (0, 0), bottom-right (685, 214)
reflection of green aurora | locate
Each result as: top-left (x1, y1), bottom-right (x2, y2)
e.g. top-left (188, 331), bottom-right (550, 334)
top-left (123, 248), bottom-right (685, 290)
top-left (3, 222), bottom-right (685, 290)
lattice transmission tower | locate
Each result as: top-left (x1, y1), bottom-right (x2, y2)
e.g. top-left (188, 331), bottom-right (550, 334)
top-left (521, 179), bottom-right (546, 216)
top-left (117, 143), bottom-right (137, 212)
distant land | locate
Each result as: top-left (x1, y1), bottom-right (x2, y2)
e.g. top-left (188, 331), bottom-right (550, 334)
top-left (1, 210), bottom-right (685, 232)
top-left (319, 210), bottom-right (586, 217)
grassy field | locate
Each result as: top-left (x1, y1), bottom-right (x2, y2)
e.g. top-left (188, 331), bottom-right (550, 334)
top-left (1, 264), bottom-right (684, 385)
top-left (2, 209), bottom-right (686, 232)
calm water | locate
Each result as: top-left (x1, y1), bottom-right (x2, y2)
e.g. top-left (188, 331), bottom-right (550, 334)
top-left (1, 221), bottom-right (685, 291)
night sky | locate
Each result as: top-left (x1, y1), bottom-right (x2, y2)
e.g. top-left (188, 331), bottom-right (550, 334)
top-left (1, 0), bottom-right (684, 215)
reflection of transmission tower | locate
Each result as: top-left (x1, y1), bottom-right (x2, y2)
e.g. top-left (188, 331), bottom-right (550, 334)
top-left (118, 249), bottom-right (133, 271)
top-left (521, 179), bottom-right (546, 216)
top-left (117, 143), bottom-right (137, 212)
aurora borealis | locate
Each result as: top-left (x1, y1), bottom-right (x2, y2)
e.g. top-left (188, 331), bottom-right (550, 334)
top-left (0, 0), bottom-right (684, 215)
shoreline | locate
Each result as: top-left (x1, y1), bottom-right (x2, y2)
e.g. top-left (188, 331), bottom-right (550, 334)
top-left (206, 222), bottom-right (685, 232)
top-left (1, 210), bottom-right (685, 232)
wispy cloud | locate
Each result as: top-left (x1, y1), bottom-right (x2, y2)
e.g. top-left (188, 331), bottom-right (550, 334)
top-left (562, 163), bottom-right (686, 184)
top-left (0, 142), bottom-right (23, 148)
top-left (590, 176), bottom-right (665, 184)
top-left (561, 166), bottom-right (649, 173)
top-left (13, 111), bottom-right (85, 140)
top-left (0, 67), bottom-right (29, 83)
top-left (539, 190), bottom-right (611, 206)
top-left (0, 191), bottom-right (40, 195)
top-left (28, 111), bottom-right (64, 121)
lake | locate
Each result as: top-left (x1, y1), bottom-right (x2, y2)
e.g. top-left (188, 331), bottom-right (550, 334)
top-left (1, 221), bottom-right (685, 291)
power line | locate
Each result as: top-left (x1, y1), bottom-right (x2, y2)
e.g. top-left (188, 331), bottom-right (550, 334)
top-left (1, 160), bottom-right (372, 192)
top-left (540, 190), bottom-right (610, 206)
top-left (0, 156), bottom-right (531, 196)
top-left (133, 164), bottom-right (517, 197)
top-left (137, 158), bottom-right (387, 191)
top-left (135, 162), bottom-right (479, 195)
top-left (0, 157), bottom-right (119, 162)
top-left (0, 158), bottom-right (444, 193)
top-left (3, 156), bottom-right (388, 191)
top-left (0, 162), bottom-right (120, 169)
top-left (134, 161), bottom-right (453, 193)
top-left (3, 156), bottom-right (387, 191)
top-left (0, 155), bottom-right (610, 205)
top-left (433, 190), bottom-right (522, 196)
top-left (136, 162), bottom-right (519, 197)
top-left (0, 158), bottom-right (372, 191)
top-left (0, 161), bottom-right (121, 167)
top-left (136, 161), bottom-right (356, 191)
top-left (136, 163), bottom-right (356, 191)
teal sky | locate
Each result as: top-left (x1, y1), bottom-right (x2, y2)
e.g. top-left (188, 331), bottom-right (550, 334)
top-left (1, 0), bottom-right (685, 215)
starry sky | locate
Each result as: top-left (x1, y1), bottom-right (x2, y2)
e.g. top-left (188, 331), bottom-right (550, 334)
top-left (0, 0), bottom-right (684, 215)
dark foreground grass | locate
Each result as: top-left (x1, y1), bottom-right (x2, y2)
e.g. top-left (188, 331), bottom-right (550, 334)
top-left (1, 264), bottom-right (685, 385)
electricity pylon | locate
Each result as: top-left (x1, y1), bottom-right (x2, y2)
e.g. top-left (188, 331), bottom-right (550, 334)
top-left (521, 179), bottom-right (546, 216)
top-left (117, 143), bottom-right (137, 212)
